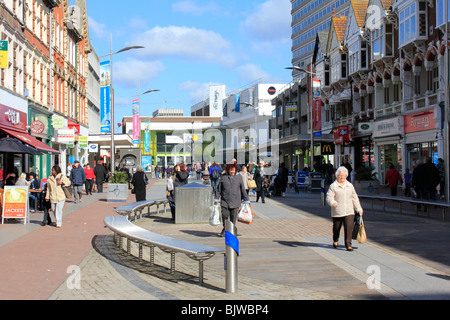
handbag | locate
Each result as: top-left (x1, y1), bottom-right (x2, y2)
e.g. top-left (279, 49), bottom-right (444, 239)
top-left (352, 212), bottom-right (361, 240)
top-left (238, 203), bottom-right (255, 224)
top-left (248, 180), bottom-right (257, 189)
top-left (209, 203), bottom-right (221, 226)
top-left (357, 217), bottom-right (367, 244)
top-left (62, 186), bottom-right (72, 199)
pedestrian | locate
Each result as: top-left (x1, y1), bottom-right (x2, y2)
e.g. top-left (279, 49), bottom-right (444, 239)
top-left (276, 163), bottom-right (289, 197)
top-left (40, 183), bottom-right (53, 226)
top-left (326, 166), bottom-right (363, 251)
top-left (84, 164), bottom-right (95, 195)
top-left (66, 162), bottom-right (72, 178)
top-left (437, 158), bottom-right (445, 200)
top-left (385, 164), bottom-right (403, 196)
top-left (214, 161), bottom-right (249, 237)
top-left (70, 160), bottom-right (86, 203)
top-left (324, 160), bottom-right (334, 184)
top-left (404, 168), bottom-right (412, 197)
top-left (166, 163), bottom-right (190, 221)
top-left (94, 161), bottom-right (107, 193)
top-left (202, 164), bottom-right (210, 185)
top-left (421, 157), bottom-right (440, 201)
top-left (254, 161), bottom-right (266, 203)
top-left (239, 165), bottom-right (251, 195)
top-left (342, 158), bottom-right (353, 182)
top-left (45, 165), bottom-right (71, 228)
top-left (412, 160), bottom-right (424, 199)
top-left (155, 165), bottom-right (160, 179)
top-left (28, 172), bottom-right (40, 213)
top-left (131, 165), bottom-right (148, 202)
top-left (209, 162), bottom-right (221, 193)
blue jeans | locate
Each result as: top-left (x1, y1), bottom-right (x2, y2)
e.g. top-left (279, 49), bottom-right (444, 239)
top-left (256, 190), bottom-right (265, 203)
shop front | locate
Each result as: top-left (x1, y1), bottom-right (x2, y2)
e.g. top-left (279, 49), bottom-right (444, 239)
top-left (372, 116), bottom-right (404, 182)
top-left (403, 110), bottom-right (440, 169)
top-left (28, 107), bottom-right (53, 179)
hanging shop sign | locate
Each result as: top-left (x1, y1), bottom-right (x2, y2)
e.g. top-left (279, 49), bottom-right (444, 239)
top-left (57, 129), bottom-right (75, 143)
top-left (30, 120), bottom-right (45, 134)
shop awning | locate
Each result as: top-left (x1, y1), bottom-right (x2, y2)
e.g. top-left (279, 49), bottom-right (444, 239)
top-left (0, 126), bottom-right (59, 155)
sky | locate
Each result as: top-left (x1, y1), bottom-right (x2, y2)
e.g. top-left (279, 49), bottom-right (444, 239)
top-left (85, 0), bottom-right (293, 131)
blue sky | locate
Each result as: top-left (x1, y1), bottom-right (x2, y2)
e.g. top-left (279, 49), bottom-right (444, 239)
top-left (86, 0), bottom-right (293, 130)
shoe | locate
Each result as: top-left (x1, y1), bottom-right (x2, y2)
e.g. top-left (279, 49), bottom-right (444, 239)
top-left (333, 242), bottom-right (338, 249)
top-left (346, 246), bottom-right (353, 251)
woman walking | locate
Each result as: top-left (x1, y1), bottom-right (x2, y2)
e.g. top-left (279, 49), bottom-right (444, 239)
top-left (45, 165), bottom-right (71, 228)
top-left (254, 161), bottom-right (266, 203)
top-left (131, 165), bottom-right (148, 202)
top-left (326, 166), bottom-right (363, 251)
top-left (214, 161), bottom-right (249, 237)
top-left (166, 164), bottom-right (189, 221)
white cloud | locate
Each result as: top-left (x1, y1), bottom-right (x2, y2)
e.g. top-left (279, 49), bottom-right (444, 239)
top-left (172, 0), bottom-right (221, 16)
top-left (179, 81), bottom-right (222, 103)
top-left (130, 26), bottom-right (237, 68)
top-left (242, 0), bottom-right (291, 43)
top-left (114, 59), bottom-right (166, 89)
top-left (237, 64), bottom-right (270, 83)
top-left (88, 16), bottom-right (107, 38)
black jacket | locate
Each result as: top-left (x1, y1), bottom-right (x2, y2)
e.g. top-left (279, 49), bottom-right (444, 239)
top-left (94, 164), bottom-right (106, 184)
top-left (215, 173), bottom-right (249, 209)
top-left (167, 171), bottom-right (189, 202)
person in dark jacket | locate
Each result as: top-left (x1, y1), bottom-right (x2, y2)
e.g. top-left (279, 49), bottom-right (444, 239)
top-left (421, 157), bottom-right (440, 200)
top-left (166, 163), bottom-right (189, 221)
top-left (70, 160), bottom-right (86, 203)
top-left (276, 163), bottom-right (289, 197)
top-left (254, 161), bottom-right (266, 203)
top-left (94, 161), bottom-right (107, 193)
top-left (214, 161), bottom-right (249, 237)
top-left (131, 165), bottom-right (148, 202)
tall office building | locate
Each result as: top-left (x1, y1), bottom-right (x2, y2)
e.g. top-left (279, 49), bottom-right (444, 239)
top-left (290, 0), bottom-right (350, 78)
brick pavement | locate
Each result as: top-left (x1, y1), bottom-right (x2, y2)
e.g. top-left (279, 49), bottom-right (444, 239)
top-left (2, 177), bottom-right (450, 301)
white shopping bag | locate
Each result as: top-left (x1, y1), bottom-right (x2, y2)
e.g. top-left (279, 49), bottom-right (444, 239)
top-left (238, 202), bottom-right (254, 224)
top-left (209, 203), bottom-right (221, 226)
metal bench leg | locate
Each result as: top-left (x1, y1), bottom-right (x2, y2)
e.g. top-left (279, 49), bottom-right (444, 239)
top-left (139, 244), bottom-right (143, 263)
top-left (127, 239), bottom-right (131, 256)
top-left (150, 246), bottom-right (155, 266)
top-left (157, 204), bottom-right (160, 214)
top-left (199, 261), bottom-right (204, 285)
top-left (170, 252), bottom-right (175, 274)
top-left (119, 236), bottom-right (123, 250)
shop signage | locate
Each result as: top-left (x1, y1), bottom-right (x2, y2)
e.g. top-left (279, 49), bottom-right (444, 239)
top-left (286, 103), bottom-right (297, 112)
top-left (57, 129), bottom-right (75, 143)
top-left (358, 122), bottom-right (373, 133)
top-left (79, 136), bottom-right (88, 148)
top-left (334, 125), bottom-right (351, 145)
top-left (321, 142), bottom-right (335, 155)
top-left (2, 186), bottom-right (29, 224)
top-left (268, 86), bottom-right (277, 95)
top-left (52, 116), bottom-right (65, 129)
top-left (30, 120), bottom-right (45, 134)
top-left (404, 111), bottom-right (436, 134)
top-left (0, 40), bottom-right (8, 69)
top-left (88, 144), bottom-right (98, 153)
top-left (68, 120), bottom-right (80, 135)
top-left (183, 133), bottom-right (203, 144)
top-left (0, 104), bottom-right (27, 131)
top-left (372, 117), bottom-right (403, 138)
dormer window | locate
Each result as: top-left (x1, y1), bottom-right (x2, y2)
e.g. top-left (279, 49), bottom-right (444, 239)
top-left (348, 40), bottom-right (368, 75)
top-left (399, 1), bottom-right (428, 47)
top-left (331, 52), bottom-right (347, 83)
top-left (437, 0), bottom-right (450, 27)
top-left (372, 24), bottom-right (393, 61)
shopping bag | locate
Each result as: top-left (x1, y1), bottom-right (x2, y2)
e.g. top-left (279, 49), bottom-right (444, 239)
top-left (209, 203), bottom-right (221, 226)
top-left (238, 202), bottom-right (255, 224)
top-left (357, 217), bottom-right (367, 244)
top-left (352, 212), bottom-right (361, 240)
top-left (248, 180), bottom-right (257, 189)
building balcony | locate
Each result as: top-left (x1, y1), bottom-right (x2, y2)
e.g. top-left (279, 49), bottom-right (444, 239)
top-left (402, 92), bottom-right (439, 114)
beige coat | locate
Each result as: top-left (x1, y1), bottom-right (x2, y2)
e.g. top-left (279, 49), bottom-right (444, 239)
top-left (45, 173), bottom-right (71, 203)
top-left (326, 180), bottom-right (362, 218)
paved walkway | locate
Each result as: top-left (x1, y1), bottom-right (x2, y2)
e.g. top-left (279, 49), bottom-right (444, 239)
top-left (1, 177), bottom-right (450, 301)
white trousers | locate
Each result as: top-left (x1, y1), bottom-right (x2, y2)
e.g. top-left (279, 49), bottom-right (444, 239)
top-left (52, 200), bottom-right (65, 227)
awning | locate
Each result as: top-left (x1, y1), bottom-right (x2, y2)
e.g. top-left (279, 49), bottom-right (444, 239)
top-left (0, 126), bottom-right (59, 154)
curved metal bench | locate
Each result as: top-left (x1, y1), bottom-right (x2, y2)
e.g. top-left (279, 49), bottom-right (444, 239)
top-left (104, 215), bottom-right (224, 284)
top-left (114, 198), bottom-right (169, 220)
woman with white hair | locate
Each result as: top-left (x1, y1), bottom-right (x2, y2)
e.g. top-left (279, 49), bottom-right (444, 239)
top-left (326, 166), bottom-right (363, 251)
top-left (131, 165), bottom-right (148, 202)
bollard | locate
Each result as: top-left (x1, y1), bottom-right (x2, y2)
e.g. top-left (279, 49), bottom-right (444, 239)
top-left (321, 179), bottom-right (326, 207)
top-left (225, 220), bottom-right (238, 293)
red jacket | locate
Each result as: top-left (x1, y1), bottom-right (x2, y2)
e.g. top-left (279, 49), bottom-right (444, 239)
top-left (385, 169), bottom-right (402, 188)
top-left (85, 168), bottom-right (95, 180)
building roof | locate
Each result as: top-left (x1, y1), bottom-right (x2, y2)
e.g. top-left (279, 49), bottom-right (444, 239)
top-left (351, 0), bottom-right (370, 28)
top-left (332, 14), bottom-right (348, 44)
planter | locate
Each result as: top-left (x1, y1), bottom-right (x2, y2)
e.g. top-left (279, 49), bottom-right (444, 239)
top-left (354, 180), bottom-right (380, 194)
top-left (107, 183), bottom-right (129, 202)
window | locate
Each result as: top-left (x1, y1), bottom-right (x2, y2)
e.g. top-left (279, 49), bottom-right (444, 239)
top-left (372, 24), bottom-right (393, 61)
top-left (437, 0), bottom-right (450, 26)
top-left (399, 2), bottom-right (428, 47)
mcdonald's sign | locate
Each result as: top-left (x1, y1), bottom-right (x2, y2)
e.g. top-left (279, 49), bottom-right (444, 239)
top-left (321, 142), bottom-right (335, 155)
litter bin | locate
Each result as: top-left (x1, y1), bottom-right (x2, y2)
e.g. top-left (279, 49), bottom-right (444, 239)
top-left (308, 172), bottom-right (323, 192)
top-left (175, 182), bottom-right (213, 224)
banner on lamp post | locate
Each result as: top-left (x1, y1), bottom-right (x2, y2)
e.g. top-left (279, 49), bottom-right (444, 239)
top-left (132, 99), bottom-right (140, 144)
top-left (313, 99), bottom-right (322, 137)
top-left (100, 61), bottom-right (111, 133)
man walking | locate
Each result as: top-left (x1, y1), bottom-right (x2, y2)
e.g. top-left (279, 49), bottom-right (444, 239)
top-left (94, 160), bottom-right (107, 193)
top-left (70, 160), bottom-right (86, 203)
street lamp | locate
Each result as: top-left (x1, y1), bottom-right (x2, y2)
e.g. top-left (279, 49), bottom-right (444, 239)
top-left (286, 64), bottom-right (318, 170)
top-left (99, 36), bottom-right (144, 174)
top-left (132, 87), bottom-right (159, 168)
